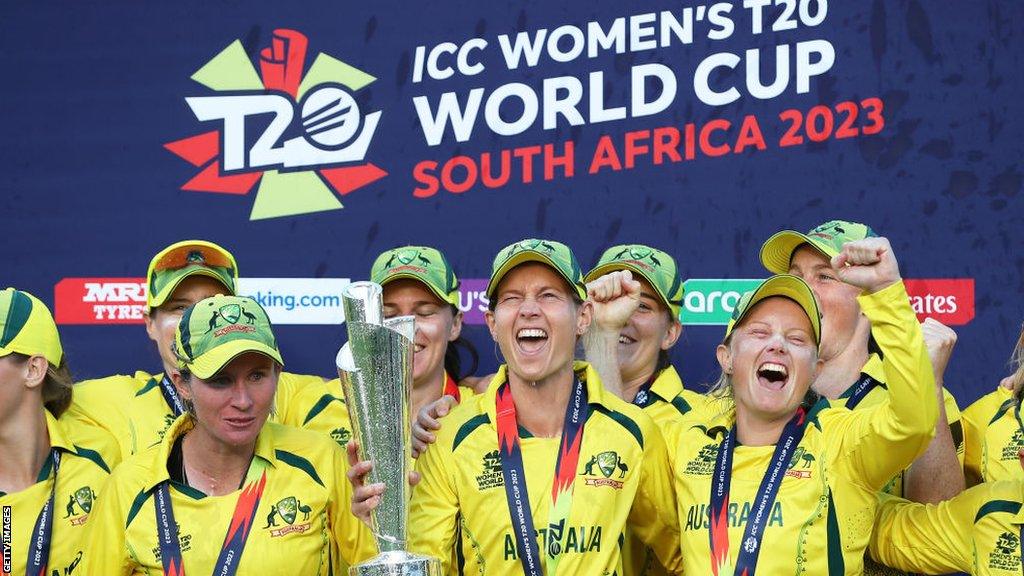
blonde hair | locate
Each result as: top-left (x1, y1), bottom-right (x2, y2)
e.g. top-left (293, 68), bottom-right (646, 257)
top-left (1010, 324), bottom-right (1024, 399)
top-left (9, 354), bottom-right (74, 417)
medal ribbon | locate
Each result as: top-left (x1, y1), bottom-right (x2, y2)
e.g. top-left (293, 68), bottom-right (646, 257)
top-left (25, 450), bottom-right (60, 576)
top-left (443, 373), bottom-right (461, 403)
top-left (496, 376), bottom-right (588, 576)
top-left (709, 408), bottom-right (807, 576)
top-left (158, 375), bottom-right (186, 417)
top-left (631, 374), bottom-right (658, 408)
top-left (844, 373), bottom-right (881, 409)
top-left (154, 462), bottom-right (268, 576)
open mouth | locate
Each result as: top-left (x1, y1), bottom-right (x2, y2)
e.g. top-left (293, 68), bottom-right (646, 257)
top-left (756, 362), bottom-right (789, 391)
top-left (414, 343), bottom-right (426, 353)
top-left (516, 328), bottom-right (549, 354)
top-left (225, 416), bottom-right (255, 428)
top-left (617, 334), bottom-right (636, 345)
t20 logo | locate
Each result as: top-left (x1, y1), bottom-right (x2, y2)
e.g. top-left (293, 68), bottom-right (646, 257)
top-left (165, 29), bottom-right (387, 220)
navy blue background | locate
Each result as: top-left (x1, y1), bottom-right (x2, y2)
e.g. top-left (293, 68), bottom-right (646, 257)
top-left (1, 1), bottom-right (1021, 409)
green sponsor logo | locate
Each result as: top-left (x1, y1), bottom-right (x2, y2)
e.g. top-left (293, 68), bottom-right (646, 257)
top-left (679, 279), bottom-right (764, 325)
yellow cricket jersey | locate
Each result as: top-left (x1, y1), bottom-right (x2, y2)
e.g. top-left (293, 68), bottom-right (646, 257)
top-left (79, 416), bottom-right (374, 575)
top-left (665, 281), bottom-right (937, 576)
top-left (870, 481), bottom-right (1024, 575)
top-left (829, 353), bottom-right (965, 499)
top-left (279, 373), bottom-right (476, 449)
top-left (409, 362), bottom-right (682, 575)
top-left (62, 370), bottom-right (323, 459)
top-left (622, 365), bottom-right (707, 576)
top-left (0, 411), bottom-right (119, 576)
top-left (963, 386), bottom-right (1023, 486)
top-left (635, 366), bottom-right (708, 427)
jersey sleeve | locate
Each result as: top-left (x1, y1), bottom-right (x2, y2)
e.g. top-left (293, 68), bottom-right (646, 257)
top-left (942, 386), bottom-right (966, 466)
top-left (329, 442), bottom-right (377, 566)
top-left (868, 490), bottom-right (977, 573)
top-left (274, 372), bottom-right (327, 426)
top-left (830, 281), bottom-right (938, 490)
top-left (64, 376), bottom-right (137, 461)
top-left (627, 423), bottom-right (683, 575)
top-left (962, 390), bottom-right (1000, 486)
top-left (79, 468), bottom-right (136, 576)
top-left (408, 433), bottom-right (461, 571)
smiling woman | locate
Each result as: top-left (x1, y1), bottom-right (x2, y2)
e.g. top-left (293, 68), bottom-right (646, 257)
top-left (664, 237), bottom-right (939, 575)
top-left (349, 238), bottom-right (684, 575)
top-left (79, 295), bottom-right (374, 575)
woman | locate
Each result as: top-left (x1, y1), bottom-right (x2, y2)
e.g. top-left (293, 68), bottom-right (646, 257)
top-left (583, 243), bottom-right (703, 418)
top-left (282, 245), bottom-right (480, 447)
top-left (350, 238), bottom-right (682, 575)
top-left (63, 240), bottom-right (324, 459)
top-left (0, 288), bottom-right (119, 576)
top-left (582, 244), bottom-right (704, 576)
top-left (760, 220), bottom-right (963, 505)
top-left (962, 322), bottom-right (1024, 485)
top-left (869, 450), bottom-right (1024, 576)
top-left (665, 237), bottom-right (936, 574)
top-left (80, 294), bottom-right (372, 574)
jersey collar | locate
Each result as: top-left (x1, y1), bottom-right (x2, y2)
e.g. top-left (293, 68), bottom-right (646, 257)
top-left (143, 415), bottom-right (278, 492)
top-left (647, 365), bottom-right (685, 403)
top-left (483, 361), bottom-right (610, 428)
top-left (44, 409), bottom-right (75, 453)
top-left (860, 352), bottom-right (885, 384)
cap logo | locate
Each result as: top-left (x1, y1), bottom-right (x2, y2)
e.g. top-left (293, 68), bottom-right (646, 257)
top-left (384, 248), bottom-right (431, 268)
top-left (612, 246), bottom-right (661, 272)
top-left (809, 221), bottom-right (847, 241)
top-left (186, 250), bottom-right (206, 264)
top-left (206, 302), bottom-right (258, 335)
top-left (508, 239), bottom-right (556, 259)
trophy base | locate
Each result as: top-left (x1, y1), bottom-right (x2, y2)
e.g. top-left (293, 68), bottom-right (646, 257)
top-left (349, 551), bottom-right (443, 576)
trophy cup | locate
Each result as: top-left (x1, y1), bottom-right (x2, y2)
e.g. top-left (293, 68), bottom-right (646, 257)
top-left (336, 281), bottom-right (442, 576)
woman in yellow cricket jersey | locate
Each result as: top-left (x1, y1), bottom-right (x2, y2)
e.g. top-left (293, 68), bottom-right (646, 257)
top-left (963, 324), bottom-right (1024, 486)
top-left (351, 239), bottom-right (682, 575)
top-left (63, 240), bottom-right (323, 460)
top-left (281, 245), bottom-right (481, 447)
top-left (581, 244), bottom-right (704, 576)
top-left (761, 220), bottom-right (964, 505)
top-left (0, 288), bottom-right (119, 576)
top-left (80, 294), bottom-right (372, 575)
top-left (665, 237), bottom-right (937, 575)
top-left (870, 450), bottom-right (1024, 575)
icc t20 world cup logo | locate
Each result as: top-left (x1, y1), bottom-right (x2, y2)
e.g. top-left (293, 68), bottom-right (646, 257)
top-left (166, 29), bottom-right (386, 220)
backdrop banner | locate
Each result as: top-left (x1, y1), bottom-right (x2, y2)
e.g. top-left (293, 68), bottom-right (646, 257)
top-left (2, 1), bottom-right (1020, 406)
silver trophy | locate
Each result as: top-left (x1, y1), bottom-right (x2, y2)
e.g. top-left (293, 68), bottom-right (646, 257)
top-left (336, 282), bottom-right (442, 576)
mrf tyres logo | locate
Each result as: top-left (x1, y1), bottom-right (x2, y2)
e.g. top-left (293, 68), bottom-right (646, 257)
top-left (165, 29), bottom-right (386, 220)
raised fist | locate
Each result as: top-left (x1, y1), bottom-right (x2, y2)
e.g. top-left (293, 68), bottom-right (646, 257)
top-left (830, 237), bottom-right (902, 294)
top-left (586, 270), bottom-right (642, 333)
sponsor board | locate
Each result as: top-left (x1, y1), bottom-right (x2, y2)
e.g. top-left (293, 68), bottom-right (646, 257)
top-left (679, 278), bottom-right (976, 326)
top-left (457, 278), bottom-right (491, 325)
top-left (680, 279), bottom-right (763, 325)
top-left (902, 279), bottom-right (975, 325)
top-left (54, 278), bottom-right (350, 325)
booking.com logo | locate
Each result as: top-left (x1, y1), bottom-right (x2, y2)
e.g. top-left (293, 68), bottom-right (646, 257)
top-left (247, 291), bottom-right (341, 311)
top-left (165, 29), bottom-right (387, 221)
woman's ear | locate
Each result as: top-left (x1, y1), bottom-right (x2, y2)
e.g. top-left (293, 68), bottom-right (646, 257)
top-left (170, 371), bottom-right (192, 402)
top-left (449, 310), bottom-right (464, 342)
top-left (23, 355), bottom-right (49, 390)
top-left (716, 344), bottom-right (732, 374)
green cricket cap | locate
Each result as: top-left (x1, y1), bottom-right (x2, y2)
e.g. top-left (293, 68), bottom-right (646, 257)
top-left (760, 220), bottom-right (878, 274)
top-left (585, 244), bottom-right (684, 318)
top-left (371, 246), bottom-right (460, 307)
top-left (486, 239), bottom-right (587, 301)
top-left (173, 295), bottom-right (282, 379)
